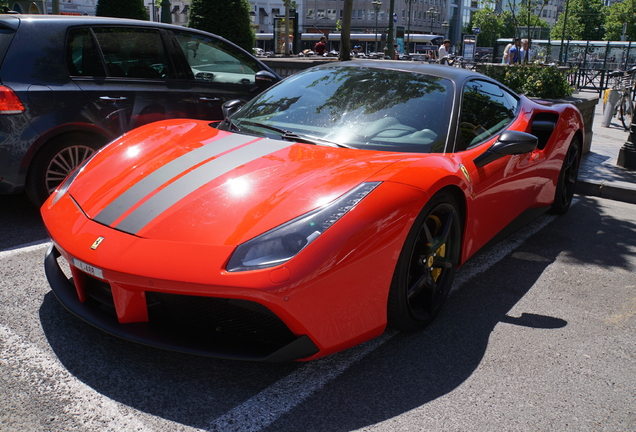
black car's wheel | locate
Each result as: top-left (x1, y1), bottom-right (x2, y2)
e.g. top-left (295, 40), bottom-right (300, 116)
top-left (550, 136), bottom-right (581, 215)
top-left (26, 134), bottom-right (103, 207)
top-left (388, 192), bottom-right (462, 332)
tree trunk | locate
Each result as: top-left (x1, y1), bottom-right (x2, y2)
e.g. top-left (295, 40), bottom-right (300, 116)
top-left (339, 0), bottom-right (353, 60)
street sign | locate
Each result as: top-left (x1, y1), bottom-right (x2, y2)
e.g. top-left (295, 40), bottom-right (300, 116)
top-left (393, 13), bottom-right (398, 23)
top-left (473, 27), bottom-right (480, 34)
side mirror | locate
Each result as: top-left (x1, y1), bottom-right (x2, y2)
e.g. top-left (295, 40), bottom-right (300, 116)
top-left (255, 70), bottom-right (280, 91)
top-left (222, 99), bottom-right (244, 121)
top-left (473, 130), bottom-right (538, 168)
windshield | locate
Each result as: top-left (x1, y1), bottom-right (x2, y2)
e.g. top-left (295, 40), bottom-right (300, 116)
top-left (221, 66), bottom-right (454, 153)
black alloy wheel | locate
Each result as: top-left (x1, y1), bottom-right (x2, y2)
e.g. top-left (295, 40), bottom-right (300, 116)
top-left (388, 192), bottom-right (462, 332)
top-left (550, 136), bottom-right (581, 215)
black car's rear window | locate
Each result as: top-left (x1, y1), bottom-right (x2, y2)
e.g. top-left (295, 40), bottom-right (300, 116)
top-left (67, 28), bottom-right (106, 77)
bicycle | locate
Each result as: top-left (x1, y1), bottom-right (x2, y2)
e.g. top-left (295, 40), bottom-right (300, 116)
top-left (441, 54), bottom-right (468, 68)
top-left (607, 66), bottom-right (636, 130)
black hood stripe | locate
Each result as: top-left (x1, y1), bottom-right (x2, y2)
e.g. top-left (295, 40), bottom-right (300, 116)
top-left (114, 138), bottom-right (293, 235)
top-left (94, 134), bottom-right (256, 226)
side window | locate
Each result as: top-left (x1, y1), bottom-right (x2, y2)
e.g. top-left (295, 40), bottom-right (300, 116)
top-left (66, 28), bottom-right (105, 77)
top-left (92, 27), bottom-right (172, 79)
top-left (173, 31), bottom-right (259, 85)
top-left (457, 80), bottom-right (518, 151)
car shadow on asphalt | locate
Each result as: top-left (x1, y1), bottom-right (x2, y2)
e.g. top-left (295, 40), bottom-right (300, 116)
top-left (39, 196), bottom-right (636, 430)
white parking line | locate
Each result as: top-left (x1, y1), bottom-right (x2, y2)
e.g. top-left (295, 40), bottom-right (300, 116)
top-left (208, 332), bottom-right (396, 432)
top-left (0, 239), bottom-right (50, 259)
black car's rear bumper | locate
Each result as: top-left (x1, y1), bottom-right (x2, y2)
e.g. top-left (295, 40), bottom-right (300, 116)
top-left (44, 244), bottom-right (319, 362)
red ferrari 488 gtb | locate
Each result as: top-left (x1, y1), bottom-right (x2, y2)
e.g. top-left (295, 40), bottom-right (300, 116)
top-left (42, 62), bottom-right (583, 361)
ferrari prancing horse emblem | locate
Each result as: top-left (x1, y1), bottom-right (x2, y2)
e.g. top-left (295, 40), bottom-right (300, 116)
top-left (460, 164), bottom-right (471, 183)
top-left (90, 236), bottom-right (105, 250)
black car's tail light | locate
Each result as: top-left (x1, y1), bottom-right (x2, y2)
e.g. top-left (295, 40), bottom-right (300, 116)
top-left (0, 86), bottom-right (24, 114)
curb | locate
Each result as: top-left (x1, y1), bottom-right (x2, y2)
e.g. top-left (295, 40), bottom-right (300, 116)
top-left (576, 178), bottom-right (636, 205)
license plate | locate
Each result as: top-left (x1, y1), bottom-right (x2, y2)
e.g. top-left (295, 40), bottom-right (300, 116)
top-left (73, 258), bottom-right (104, 279)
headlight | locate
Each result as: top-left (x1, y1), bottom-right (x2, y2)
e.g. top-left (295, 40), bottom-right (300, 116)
top-left (226, 182), bottom-right (381, 272)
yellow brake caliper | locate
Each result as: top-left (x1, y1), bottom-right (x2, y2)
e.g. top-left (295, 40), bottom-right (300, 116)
top-left (427, 215), bottom-right (446, 281)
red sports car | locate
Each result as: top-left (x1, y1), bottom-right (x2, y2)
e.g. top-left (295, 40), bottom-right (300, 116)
top-left (42, 62), bottom-right (583, 361)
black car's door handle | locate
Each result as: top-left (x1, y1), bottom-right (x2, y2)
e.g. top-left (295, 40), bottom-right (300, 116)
top-left (99, 96), bottom-right (128, 102)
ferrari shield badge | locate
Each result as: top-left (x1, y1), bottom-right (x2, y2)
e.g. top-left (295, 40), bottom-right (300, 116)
top-left (90, 236), bottom-right (105, 250)
top-left (460, 164), bottom-right (471, 183)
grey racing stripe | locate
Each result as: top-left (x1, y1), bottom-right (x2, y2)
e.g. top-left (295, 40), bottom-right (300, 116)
top-left (114, 138), bottom-right (293, 235)
top-left (94, 134), bottom-right (256, 226)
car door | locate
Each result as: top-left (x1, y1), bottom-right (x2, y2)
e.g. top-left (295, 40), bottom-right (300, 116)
top-left (168, 29), bottom-right (271, 120)
top-left (68, 26), bottom-right (196, 137)
top-left (456, 79), bottom-right (541, 248)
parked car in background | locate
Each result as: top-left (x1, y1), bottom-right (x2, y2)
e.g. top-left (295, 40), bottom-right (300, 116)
top-left (0, 15), bottom-right (280, 205)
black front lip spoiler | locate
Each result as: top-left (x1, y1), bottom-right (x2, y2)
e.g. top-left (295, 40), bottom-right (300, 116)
top-left (44, 244), bottom-right (320, 362)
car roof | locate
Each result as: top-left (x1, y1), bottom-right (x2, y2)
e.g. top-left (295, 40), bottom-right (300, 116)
top-left (314, 60), bottom-right (485, 82)
top-left (0, 14), bottom-right (191, 32)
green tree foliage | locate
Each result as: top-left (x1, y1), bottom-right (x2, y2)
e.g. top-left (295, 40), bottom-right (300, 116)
top-left (188, 0), bottom-right (255, 53)
top-left (471, 7), bottom-right (516, 47)
top-left (516, 2), bottom-right (550, 30)
top-left (550, 0), bottom-right (604, 40)
top-left (95, 0), bottom-right (148, 20)
top-left (604, 0), bottom-right (636, 41)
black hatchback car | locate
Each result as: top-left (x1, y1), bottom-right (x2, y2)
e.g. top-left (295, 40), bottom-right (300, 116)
top-left (0, 15), bottom-right (281, 205)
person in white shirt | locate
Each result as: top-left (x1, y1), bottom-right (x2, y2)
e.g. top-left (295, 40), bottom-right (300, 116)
top-left (520, 39), bottom-right (533, 62)
top-left (438, 39), bottom-right (452, 65)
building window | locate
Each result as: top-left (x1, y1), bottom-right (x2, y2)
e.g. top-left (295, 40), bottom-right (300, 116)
top-left (306, 8), bottom-right (314, 19)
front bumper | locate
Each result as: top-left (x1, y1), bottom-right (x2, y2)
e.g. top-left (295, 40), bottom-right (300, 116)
top-left (44, 244), bottom-right (319, 362)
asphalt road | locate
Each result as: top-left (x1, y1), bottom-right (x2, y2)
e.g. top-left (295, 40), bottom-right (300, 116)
top-left (1, 193), bottom-right (634, 431)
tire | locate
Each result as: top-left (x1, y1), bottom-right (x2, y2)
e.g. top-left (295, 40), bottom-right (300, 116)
top-left (550, 136), bottom-right (581, 215)
top-left (620, 96), bottom-right (633, 131)
top-left (387, 192), bottom-right (462, 332)
top-left (26, 134), bottom-right (103, 207)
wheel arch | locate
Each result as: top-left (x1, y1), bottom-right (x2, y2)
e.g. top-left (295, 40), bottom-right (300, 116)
top-left (24, 127), bottom-right (111, 181)
top-left (22, 124), bottom-right (112, 176)
top-left (25, 128), bottom-right (111, 206)
top-left (572, 128), bottom-right (584, 159)
top-left (433, 184), bottom-right (468, 264)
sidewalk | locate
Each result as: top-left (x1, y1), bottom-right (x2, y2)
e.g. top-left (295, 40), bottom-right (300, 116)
top-left (576, 96), bottom-right (636, 204)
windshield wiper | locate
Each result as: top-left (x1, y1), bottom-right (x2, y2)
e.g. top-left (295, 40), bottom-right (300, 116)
top-left (240, 121), bottom-right (291, 135)
top-left (284, 132), bottom-right (355, 149)
top-left (239, 121), bottom-right (354, 149)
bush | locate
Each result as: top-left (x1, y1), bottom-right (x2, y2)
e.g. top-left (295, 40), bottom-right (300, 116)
top-left (482, 64), bottom-right (574, 99)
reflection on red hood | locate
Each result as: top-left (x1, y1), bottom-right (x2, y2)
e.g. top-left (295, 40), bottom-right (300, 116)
top-left (69, 119), bottom-right (410, 245)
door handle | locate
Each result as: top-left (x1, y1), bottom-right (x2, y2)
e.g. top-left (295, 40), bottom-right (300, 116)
top-left (199, 97), bottom-right (221, 103)
top-left (99, 96), bottom-right (128, 103)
